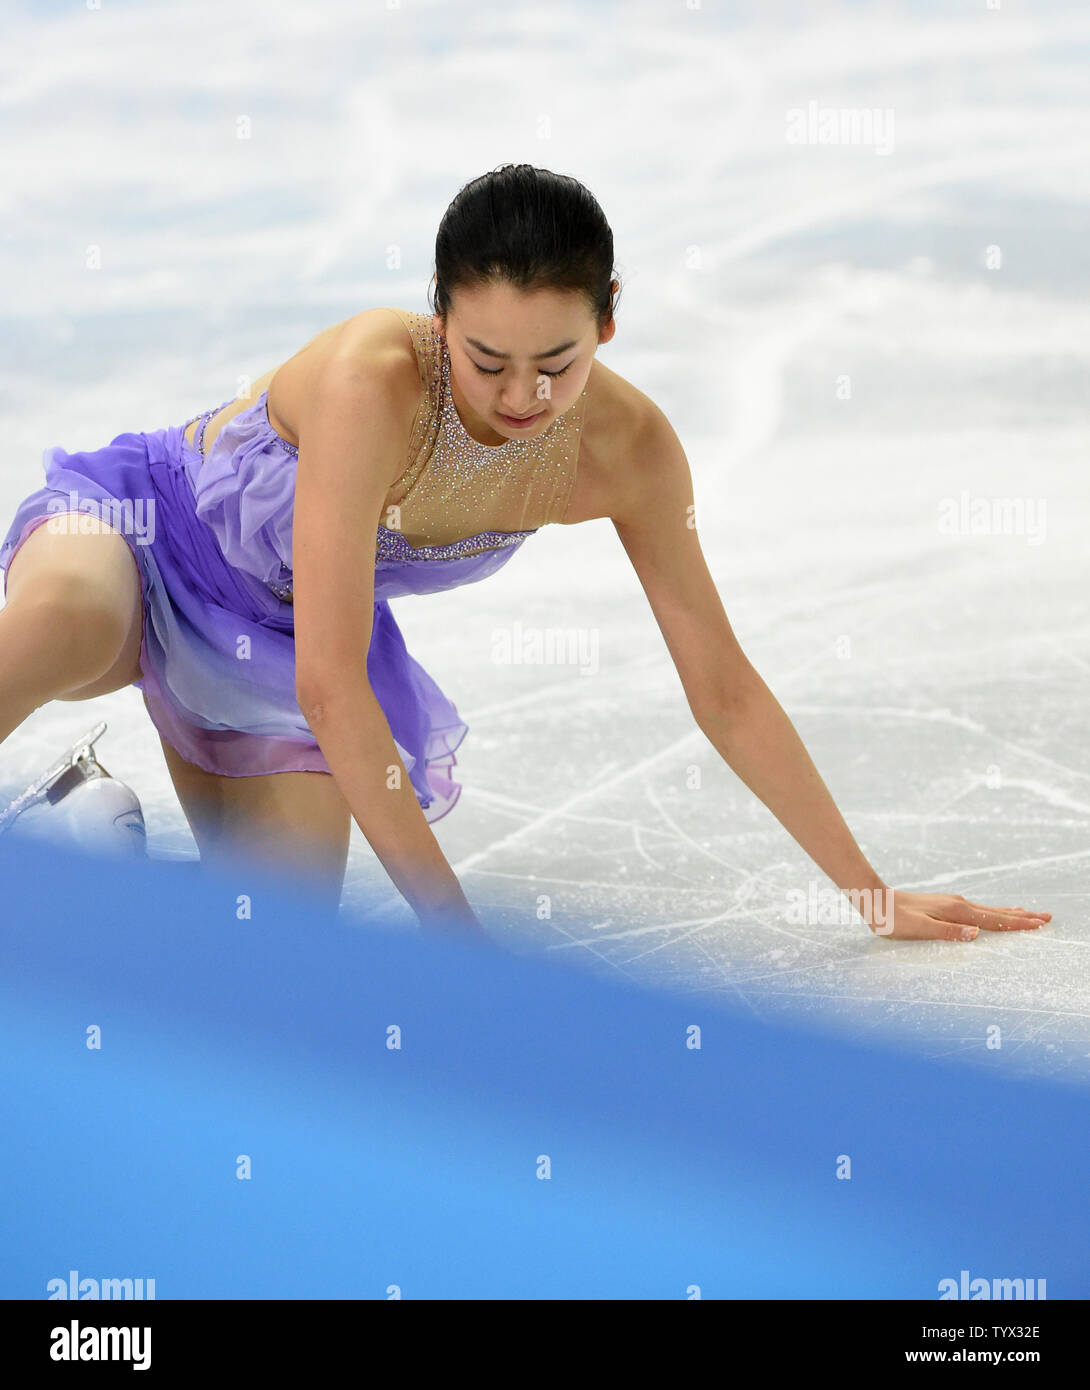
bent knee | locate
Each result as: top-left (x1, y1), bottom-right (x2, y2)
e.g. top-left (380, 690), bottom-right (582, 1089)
top-left (23, 569), bottom-right (134, 633)
top-left (8, 577), bottom-right (139, 691)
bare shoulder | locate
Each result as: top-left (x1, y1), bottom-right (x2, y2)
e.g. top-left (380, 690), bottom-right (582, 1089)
top-left (277, 307), bottom-right (422, 430)
top-left (570, 356), bottom-right (687, 529)
top-left (189, 307), bottom-right (424, 464)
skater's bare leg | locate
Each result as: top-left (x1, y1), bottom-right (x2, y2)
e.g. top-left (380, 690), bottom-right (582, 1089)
top-left (151, 716), bottom-right (351, 917)
top-left (1, 513), bottom-right (349, 912)
top-left (0, 513), bottom-right (143, 743)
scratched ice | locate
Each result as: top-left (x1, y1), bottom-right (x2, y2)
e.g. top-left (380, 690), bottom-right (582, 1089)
top-left (1, 0), bottom-right (1086, 1083)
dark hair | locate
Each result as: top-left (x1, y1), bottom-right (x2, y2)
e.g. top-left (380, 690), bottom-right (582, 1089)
top-left (429, 164), bottom-right (620, 330)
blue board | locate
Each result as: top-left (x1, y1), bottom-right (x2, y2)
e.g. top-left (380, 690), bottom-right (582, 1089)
top-left (0, 834), bottom-right (1085, 1300)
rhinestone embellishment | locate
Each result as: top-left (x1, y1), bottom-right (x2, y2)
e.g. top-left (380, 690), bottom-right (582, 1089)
top-left (263, 524), bottom-right (537, 602)
top-left (182, 308), bottom-right (587, 606)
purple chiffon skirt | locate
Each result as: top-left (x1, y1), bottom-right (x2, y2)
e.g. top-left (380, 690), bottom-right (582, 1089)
top-left (0, 417), bottom-right (529, 823)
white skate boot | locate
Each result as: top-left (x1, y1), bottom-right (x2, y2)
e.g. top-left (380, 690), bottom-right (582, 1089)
top-left (0, 721), bottom-right (147, 858)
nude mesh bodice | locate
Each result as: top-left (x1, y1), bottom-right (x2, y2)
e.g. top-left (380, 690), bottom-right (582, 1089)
top-left (181, 308), bottom-right (588, 602)
top-left (381, 308), bottom-right (587, 550)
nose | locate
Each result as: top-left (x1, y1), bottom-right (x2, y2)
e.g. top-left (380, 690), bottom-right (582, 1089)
top-left (499, 394), bottom-right (542, 418)
top-left (499, 377), bottom-right (546, 418)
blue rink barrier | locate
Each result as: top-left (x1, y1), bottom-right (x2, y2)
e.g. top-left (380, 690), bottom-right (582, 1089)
top-left (0, 833), bottom-right (1086, 1301)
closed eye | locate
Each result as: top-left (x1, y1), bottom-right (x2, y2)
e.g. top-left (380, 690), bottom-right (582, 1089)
top-left (471, 360), bottom-right (574, 378)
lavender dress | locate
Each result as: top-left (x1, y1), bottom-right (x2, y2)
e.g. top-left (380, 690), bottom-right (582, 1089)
top-left (0, 393), bottom-right (534, 823)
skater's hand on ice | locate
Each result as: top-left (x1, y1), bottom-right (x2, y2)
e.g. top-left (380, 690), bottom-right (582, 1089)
top-left (869, 889), bottom-right (1051, 942)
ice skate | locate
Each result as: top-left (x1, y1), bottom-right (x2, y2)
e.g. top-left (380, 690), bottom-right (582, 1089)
top-left (0, 721), bottom-right (147, 858)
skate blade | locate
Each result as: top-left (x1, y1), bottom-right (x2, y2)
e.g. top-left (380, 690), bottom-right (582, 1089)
top-left (0, 721), bottom-right (110, 835)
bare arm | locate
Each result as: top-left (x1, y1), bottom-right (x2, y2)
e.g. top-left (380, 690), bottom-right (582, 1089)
top-left (609, 403), bottom-right (1052, 940)
top-left (610, 400), bottom-right (888, 910)
top-left (292, 353), bottom-right (479, 934)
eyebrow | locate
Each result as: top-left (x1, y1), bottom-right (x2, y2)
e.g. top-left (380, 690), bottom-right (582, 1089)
top-left (464, 335), bottom-right (579, 360)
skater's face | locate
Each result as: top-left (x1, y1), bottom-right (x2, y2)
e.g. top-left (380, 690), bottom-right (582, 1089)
top-left (434, 279), bottom-right (615, 446)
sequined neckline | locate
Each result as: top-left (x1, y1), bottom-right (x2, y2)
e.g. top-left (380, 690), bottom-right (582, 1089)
top-left (437, 334), bottom-right (583, 456)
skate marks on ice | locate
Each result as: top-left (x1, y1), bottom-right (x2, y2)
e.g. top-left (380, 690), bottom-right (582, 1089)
top-left (341, 553), bottom-right (1089, 1087)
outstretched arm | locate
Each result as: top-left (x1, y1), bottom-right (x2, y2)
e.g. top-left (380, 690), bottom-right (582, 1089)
top-left (610, 401), bottom-right (1050, 942)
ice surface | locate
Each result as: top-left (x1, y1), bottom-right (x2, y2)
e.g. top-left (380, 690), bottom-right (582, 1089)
top-left (1, 0), bottom-right (1086, 1082)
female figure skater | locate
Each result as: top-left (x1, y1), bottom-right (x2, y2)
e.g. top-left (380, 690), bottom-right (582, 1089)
top-left (0, 164), bottom-right (1051, 943)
